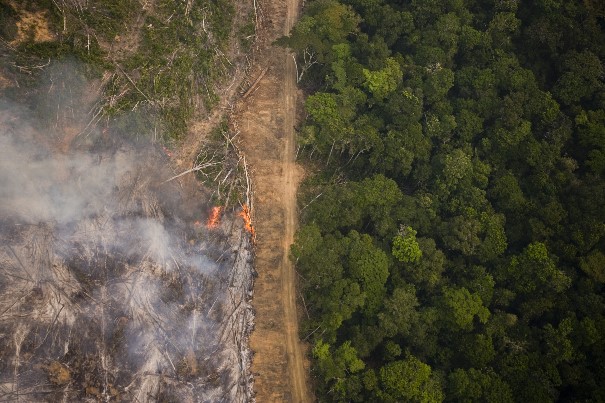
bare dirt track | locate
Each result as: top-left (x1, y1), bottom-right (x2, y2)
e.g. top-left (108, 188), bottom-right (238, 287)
top-left (234, 0), bottom-right (312, 400)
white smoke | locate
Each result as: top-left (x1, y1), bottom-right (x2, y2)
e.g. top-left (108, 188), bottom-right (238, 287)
top-left (0, 64), bottom-right (254, 402)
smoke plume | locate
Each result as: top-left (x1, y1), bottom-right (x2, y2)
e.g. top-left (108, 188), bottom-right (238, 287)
top-left (0, 65), bottom-right (254, 402)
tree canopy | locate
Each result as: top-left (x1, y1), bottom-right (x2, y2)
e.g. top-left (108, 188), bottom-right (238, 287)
top-left (286, 0), bottom-right (605, 400)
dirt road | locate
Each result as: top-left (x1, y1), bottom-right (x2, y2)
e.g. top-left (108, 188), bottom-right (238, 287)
top-left (234, 0), bottom-right (312, 400)
top-left (282, 1), bottom-right (309, 402)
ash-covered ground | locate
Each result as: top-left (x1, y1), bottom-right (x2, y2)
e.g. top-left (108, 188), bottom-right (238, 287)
top-left (0, 100), bottom-right (255, 402)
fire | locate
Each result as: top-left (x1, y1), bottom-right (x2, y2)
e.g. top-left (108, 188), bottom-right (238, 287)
top-left (239, 204), bottom-right (254, 236)
top-left (206, 206), bottom-right (223, 229)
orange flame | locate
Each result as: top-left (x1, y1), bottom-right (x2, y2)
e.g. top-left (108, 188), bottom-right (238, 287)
top-left (206, 206), bottom-right (223, 229)
top-left (239, 204), bottom-right (254, 236)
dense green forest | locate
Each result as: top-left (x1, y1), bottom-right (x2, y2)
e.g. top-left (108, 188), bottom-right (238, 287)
top-left (282, 0), bottom-right (605, 401)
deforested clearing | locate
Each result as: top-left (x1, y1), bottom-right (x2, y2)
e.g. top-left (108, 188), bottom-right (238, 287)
top-left (0, 108), bottom-right (255, 402)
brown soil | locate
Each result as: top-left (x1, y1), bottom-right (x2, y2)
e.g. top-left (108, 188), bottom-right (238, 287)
top-left (9, 4), bottom-right (56, 46)
top-left (0, 72), bottom-right (13, 89)
top-left (232, 0), bottom-right (313, 400)
top-left (46, 361), bottom-right (71, 385)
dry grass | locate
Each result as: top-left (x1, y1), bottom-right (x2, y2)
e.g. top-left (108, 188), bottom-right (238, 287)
top-left (8, 4), bottom-right (56, 46)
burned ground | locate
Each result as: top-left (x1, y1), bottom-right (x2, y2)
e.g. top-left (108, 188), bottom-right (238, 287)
top-left (0, 102), bottom-right (255, 402)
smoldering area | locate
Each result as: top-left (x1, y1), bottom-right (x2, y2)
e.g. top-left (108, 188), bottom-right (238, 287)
top-left (0, 64), bottom-right (255, 402)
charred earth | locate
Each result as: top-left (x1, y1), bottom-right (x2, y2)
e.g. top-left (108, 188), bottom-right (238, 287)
top-left (0, 105), bottom-right (255, 402)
